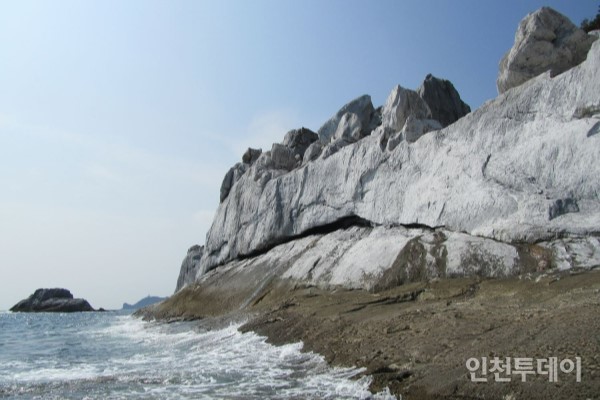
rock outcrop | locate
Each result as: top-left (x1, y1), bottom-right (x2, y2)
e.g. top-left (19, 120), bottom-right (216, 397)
top-left (497, 7), bottom-right (597, 94)
top-left (10, 288), bottom-right (95, 312)
top-left (317, 95), bottom-right (376, 143)
top-left (417, 74), bottom-right (471, 127)
top-left (282, 127), bottom-right (318, 158)
top-left (176, 8), bottom-right (600, 295)
top-left (176, 245), bottom-right (204, 292)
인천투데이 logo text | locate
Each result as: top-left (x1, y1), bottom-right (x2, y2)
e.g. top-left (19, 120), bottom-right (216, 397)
top-left (466, 356), bottom-right (581, 383)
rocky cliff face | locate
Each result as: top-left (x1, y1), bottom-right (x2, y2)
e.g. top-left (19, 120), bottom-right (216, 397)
top-left (177, 8), bottom-right (600, 294)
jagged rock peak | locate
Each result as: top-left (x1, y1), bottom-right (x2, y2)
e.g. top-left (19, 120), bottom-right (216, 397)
top-left (417, 74), bottom-right (471, 127)
top-left (381, 84), bottom-right (432, 132)
top-left (176, 245), bottom-right (204, 292)
top-left (317, 94), bottom-right (376, 143)
top-left (217, 76), bottom-right (470, 203)
top-left (374, 84), bottom-right (443, 150)
top-left (497, 6), bottom-right (597, 94)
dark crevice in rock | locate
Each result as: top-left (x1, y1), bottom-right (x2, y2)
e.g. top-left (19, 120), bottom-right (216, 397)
top-left (235, 215), bottom-right (374, 263)
top-left (356, 290), bottom-right (425, 307)
top-left (482, 154), bottom-right (492, 177)
top-left (548, 198), bottom-right (579, 220)
top-left (398, 222), bottom-right (444, 231)
top-left (587, 121), bottom-right (600, 137)
top-left (574, 104), bottom-right (600, 119)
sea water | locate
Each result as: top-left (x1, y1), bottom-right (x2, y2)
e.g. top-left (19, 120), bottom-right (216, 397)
top-left (0, 311), bottom-right (395, 399)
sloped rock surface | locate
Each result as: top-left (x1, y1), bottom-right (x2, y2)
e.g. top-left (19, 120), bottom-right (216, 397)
top-left (497, 7), bottom-right (597, 94)
top-left (10, 288), bottom-right (94, 312)
top-left (166, 223), bottom-right (598, 313)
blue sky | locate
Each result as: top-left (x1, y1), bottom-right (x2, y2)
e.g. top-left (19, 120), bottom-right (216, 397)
top-left (0, 0), bottom-right (595, 309)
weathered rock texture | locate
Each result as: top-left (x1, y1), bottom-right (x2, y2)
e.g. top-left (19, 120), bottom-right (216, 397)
top-left (497, 7), bottom-right (597, 94)
top-left (177, 9), bottom-right (600, 295)
top-left (10, 288), bottom-right (95, 312)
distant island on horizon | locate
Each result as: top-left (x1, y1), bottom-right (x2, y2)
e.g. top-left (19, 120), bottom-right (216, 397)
top-left (122, 295), bottom-right (167, 311)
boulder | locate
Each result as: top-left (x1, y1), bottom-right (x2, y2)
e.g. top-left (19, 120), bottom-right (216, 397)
top-left (270, 143), bottom-right (297, 171)
top-left (10, 288), bottom-right (95, 312)
top-left (176, 244), bottom-right (204, 292)
top-left (242, 148), bottom-right (262, 165)
top-left (317, 95), bottom-right (375, 142)
top-left (319, 112), bottom-right (365, 158)
top-left (497, 7), bottom-right (597, 94)
top-left (332, 112), bottom-right (363, 143)
top-left (417, 74), bottom-right (471, 127)
top-left (381, 85), bottom-right (432, 132)
top-left (282, 127), bottom-right (318, 158)
top-left (302, 141), bottom-right (323, 164)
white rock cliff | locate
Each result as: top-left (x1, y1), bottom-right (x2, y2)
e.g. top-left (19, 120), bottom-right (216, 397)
top-left (176, 8), bottom-right (600, 293)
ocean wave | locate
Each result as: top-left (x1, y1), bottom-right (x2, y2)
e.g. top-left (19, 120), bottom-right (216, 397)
top-left (1, 313), bottom-right (396, 399)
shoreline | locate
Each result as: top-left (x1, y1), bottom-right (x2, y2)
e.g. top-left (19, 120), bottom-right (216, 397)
top-left (138, 268), bottom-right (600, 399)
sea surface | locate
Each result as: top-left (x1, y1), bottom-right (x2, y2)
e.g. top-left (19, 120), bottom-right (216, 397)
top-left (0, 311), bottom-right (395, 399)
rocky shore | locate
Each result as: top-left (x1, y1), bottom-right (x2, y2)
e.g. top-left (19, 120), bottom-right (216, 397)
top-left (138, 7), bottom-right (600, 400)
top-left (139, 268), bottom-right (600, 399)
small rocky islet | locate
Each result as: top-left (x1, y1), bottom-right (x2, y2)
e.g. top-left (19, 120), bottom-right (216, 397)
top-left (143, 7), bottom-right (600, 399)
top-left (10, 288), bottom-right (96, 313)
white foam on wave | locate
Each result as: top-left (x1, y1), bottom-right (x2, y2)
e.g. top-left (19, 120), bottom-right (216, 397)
top-left (96, 316), bottom-right (397, 398)
top-left (91, 315), bottom-right (201, 347)
top-left (9, 364), bottom-right (101, 383)
top-left (3, 314), bottom-right (397, 399)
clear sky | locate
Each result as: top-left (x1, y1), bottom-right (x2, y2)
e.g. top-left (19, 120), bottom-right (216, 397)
top-left (0, 0), bottom-right (595, 310)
